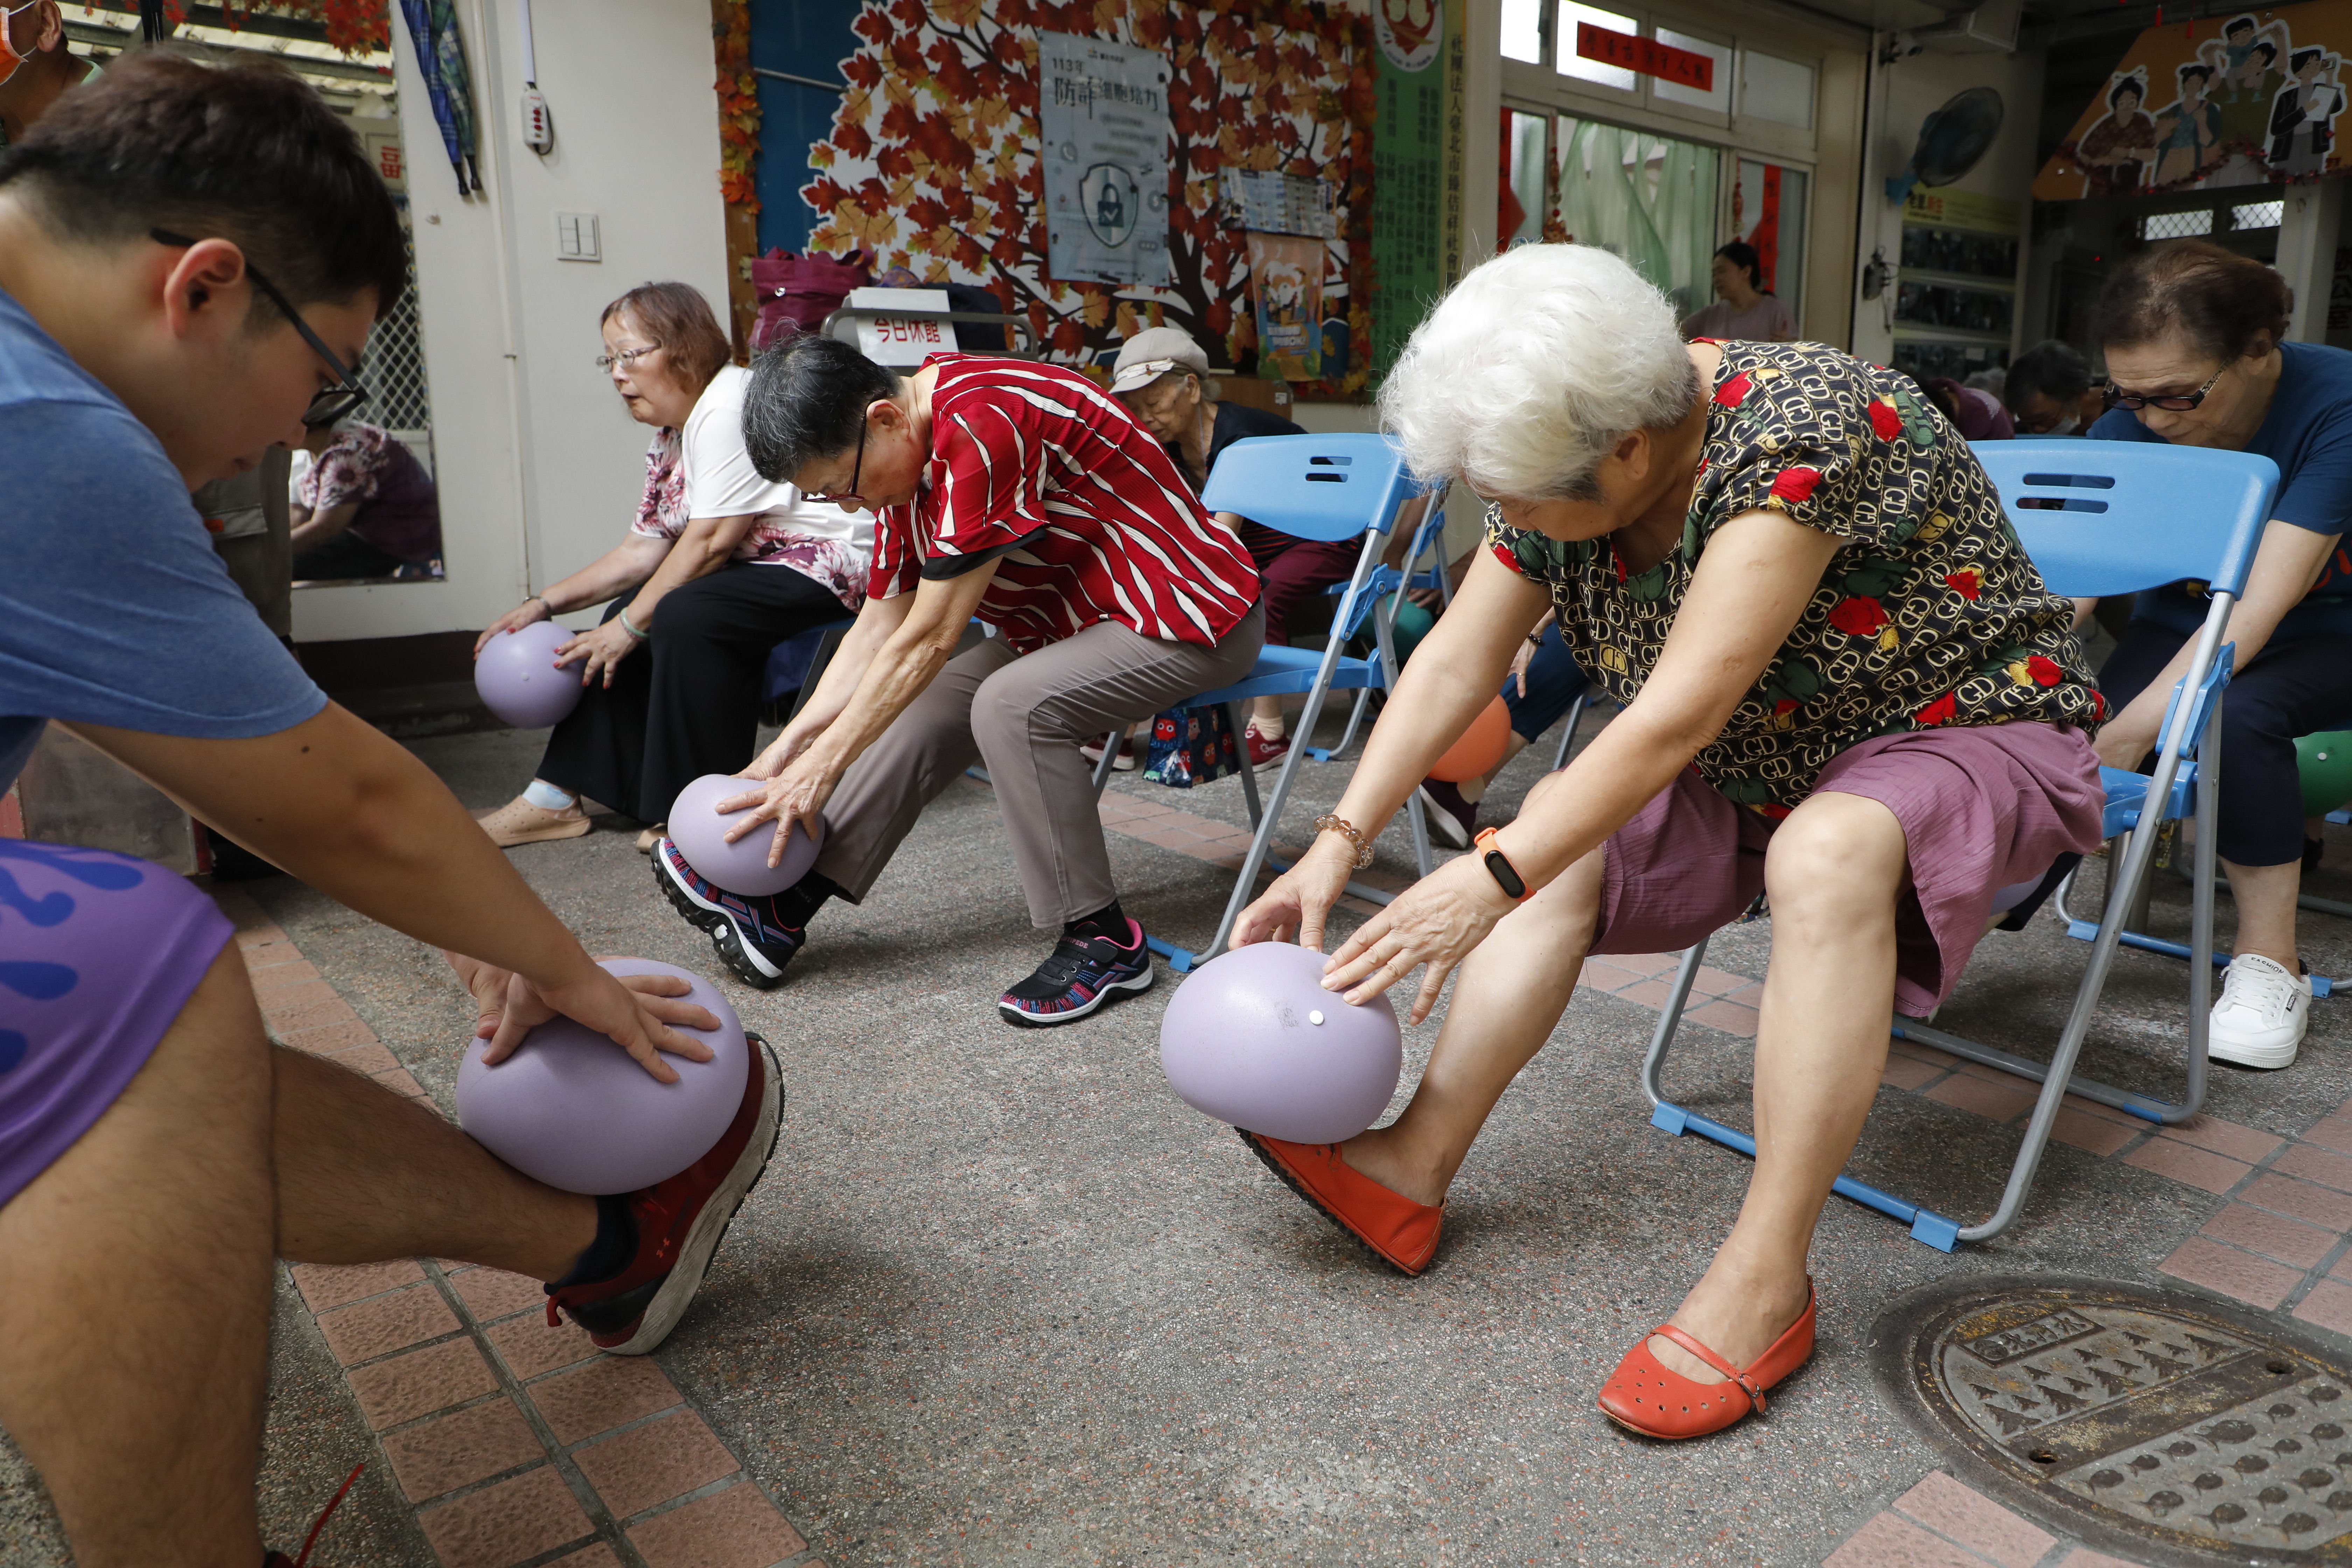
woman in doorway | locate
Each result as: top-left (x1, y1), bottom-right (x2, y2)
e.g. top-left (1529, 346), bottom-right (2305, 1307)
top-left (1111, 325), bottom-right (1350, 772)
top-left (1229, 243), bottom-right (2103, 1439)
top-left (1677, 241), bottom-right (1795, 343)
top-left (474, 282), bottom-right (869, 848)
top-left (2087, 239), bottom-right (2352, 1071)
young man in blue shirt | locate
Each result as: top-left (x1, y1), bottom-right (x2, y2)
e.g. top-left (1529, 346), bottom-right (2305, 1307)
top-left (0, 53), bottom-right (780, 1566)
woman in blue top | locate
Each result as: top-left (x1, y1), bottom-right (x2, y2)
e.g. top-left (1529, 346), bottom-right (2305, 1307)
top-left (2089, 239), bottom-right (2352, 1071)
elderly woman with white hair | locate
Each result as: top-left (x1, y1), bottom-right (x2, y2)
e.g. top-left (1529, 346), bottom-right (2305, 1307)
top-left (1230, 245), bottom-right (2106, 1440)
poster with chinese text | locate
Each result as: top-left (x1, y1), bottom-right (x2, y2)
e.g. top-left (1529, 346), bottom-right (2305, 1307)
top-left (1038, 33), bottom-right (1172, 286)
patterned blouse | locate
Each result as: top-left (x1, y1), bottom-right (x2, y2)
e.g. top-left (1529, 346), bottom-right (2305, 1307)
top-left (626, 425), bottom-right (867, 611)
top-left (1487, 338), bottom-right (2100, 816)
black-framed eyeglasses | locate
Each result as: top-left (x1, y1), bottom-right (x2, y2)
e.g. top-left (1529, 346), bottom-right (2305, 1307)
top-left (2104, 362), bottom-right (2228, 413)
top-left (150, 228), bottom-right (369, 428)
top-left (807, 415), bottom-right (868, 503)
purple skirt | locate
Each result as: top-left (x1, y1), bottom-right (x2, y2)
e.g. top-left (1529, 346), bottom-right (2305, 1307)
top-left (1592, 721), bottom-right (2107, 1016)
top-left (0, 840), bottom-right (231, 1206)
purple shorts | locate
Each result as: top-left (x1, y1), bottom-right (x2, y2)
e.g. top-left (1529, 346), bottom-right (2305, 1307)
top-left (1591, 722), bottom-right (2107, 1016)
top-left (0, 840), bottom-right (232, 1207)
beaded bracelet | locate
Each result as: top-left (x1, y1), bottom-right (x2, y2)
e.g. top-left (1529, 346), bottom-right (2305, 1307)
top-left (1312, 811), bottom-right (1375, 870)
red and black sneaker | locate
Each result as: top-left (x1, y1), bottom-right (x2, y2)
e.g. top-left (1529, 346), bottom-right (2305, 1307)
top-left (544, 1034), bottom-right (783, 1354)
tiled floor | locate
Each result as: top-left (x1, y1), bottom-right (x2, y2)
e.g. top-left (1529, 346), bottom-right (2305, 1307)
top-left (226, 890), bottom-right (825, 1568)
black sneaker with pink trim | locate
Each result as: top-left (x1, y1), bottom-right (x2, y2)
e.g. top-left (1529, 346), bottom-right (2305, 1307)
top-left (998, 919), bottom-right (1155, 1027)
top-left (543, 1034), bottom-right (783, 1353)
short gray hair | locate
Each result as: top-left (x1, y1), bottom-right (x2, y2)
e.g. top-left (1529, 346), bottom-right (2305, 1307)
top-left (1379, 244), bottom-right (1696, 501)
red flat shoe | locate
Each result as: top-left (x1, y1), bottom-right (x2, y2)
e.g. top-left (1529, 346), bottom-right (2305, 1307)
top-left (1596, 1282), bottom-right (1816, 1440)
top-left (1239, 1130), bottom-right (1443, 1274)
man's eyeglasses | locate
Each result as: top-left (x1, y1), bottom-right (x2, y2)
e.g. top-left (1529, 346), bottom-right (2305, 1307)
top-left (2104, 363), bottom-right (2228, 413)
top-left (150, 229), bottom-right (368, 428)
top-left (595, 345), bottom-right (663, 373)
top-left (807, 415), bottom-right (869, 504)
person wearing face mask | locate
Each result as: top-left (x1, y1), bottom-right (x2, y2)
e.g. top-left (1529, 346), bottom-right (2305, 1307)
top-left (2086, 239), bottom-right (2352, 1070)
top-left (0, 0), bottom-right (93, 147)
top-left (2004, 340), bottom-right (2107, 437)
top-left (1109, 326), bottom-right (1343, 770)
top-left (661, 335), bottom-right (1265, 1025)
top-left (471, 281), bottom-right (870, 850)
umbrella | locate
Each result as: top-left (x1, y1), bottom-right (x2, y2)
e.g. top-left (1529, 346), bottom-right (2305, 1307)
top-left (398, 0), bottom-right (481, 194)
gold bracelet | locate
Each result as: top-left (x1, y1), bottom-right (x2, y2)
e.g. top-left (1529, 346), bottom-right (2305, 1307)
top-left (1313, 812), bottom-right (1374, 870)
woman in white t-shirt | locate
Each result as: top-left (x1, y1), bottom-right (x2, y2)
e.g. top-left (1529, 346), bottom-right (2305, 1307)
top-left (475, 282), bottom-right (872, 847)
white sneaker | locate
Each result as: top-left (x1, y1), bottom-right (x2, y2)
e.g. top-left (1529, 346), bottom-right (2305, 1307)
top-left (2207, 953), bottom-right (2311, 1069)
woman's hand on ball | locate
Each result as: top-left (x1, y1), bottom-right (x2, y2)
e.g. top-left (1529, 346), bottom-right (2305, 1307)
top-left (1231, 831), bottom-right (1356, 952)
top-left (555, 619), bottom-right (640, 689)
top-left (747, 723), bottom-right (816, 782)
top-left (718, 762), bottom-right (833, 867)
top-left (1321, 854), bottom-right (1514, 1023)
top-left (473, 598), bottom-right (551, 657)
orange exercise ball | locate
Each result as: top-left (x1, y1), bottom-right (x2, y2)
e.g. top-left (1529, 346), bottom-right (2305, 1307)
top-left (1429, 695), bottom-right (1512, 783)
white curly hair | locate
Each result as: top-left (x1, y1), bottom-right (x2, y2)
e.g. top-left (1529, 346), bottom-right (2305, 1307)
top-left (1378, 244), bottom-right (1698, 501)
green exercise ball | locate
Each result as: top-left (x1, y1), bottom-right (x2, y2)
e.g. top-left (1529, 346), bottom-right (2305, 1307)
top-left (1378, 595), bottom-right (1436, 663)
top-left (2297, 730), bottom-right (2352, 816)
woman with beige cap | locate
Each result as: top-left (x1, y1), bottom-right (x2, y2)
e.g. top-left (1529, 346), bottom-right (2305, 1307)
top-left (1111, 326), bottom-right (1354, 771)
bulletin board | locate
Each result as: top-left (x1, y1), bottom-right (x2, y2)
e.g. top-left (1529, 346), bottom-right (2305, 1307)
top-left (793, 0), bottom-right (1377, 398)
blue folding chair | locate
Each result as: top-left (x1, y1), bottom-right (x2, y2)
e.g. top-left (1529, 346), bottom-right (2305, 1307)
top-left (1315, 484), bottom-right (1455, 763)
top-left (1639, 443), bottom-right (2277, 1250)
top-left (1108, 434), bottom-right (1440, 972)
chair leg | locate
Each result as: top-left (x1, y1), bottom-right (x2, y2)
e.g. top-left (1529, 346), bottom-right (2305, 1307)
top-left (1089, 722), bottom-right (1129, 802)
top-left (1553, 695), bottom-right (1588, 773)
top-left (1637, 940), bottom-right (1710, 1111)
top-left (1226, 702), bottom-right (1264, 828)
top-left (1324, 686), bottom-right (1375, 762)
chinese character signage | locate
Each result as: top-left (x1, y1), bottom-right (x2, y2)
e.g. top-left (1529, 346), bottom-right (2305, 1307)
top-left (1575, 23), bottom-right (1714, 92)
top-left (845, 288), bottom-right (962, 368)
top-left (1037, 33), bottom-right (1172, 287)
top-left (2037, 0), bottom-right (2352, 197)
top-left (1371, 0), bottom-right (1465, 380)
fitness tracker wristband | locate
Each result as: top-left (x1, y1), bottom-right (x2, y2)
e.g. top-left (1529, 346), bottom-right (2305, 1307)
top-left (1475, 827), bottom-right (1533, 902)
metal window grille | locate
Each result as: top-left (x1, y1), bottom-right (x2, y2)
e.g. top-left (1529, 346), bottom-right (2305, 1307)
top-left (368, 232), bottom-right (434, 438)
top-left (2139, 209), bottom-right (2215, 240)
top-left (2231, 200), bottom-right (2284, 230)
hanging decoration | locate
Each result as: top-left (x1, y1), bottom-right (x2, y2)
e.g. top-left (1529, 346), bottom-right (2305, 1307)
top-left (2037, 0), bottom-right (2350, 198)
top-left (800, 0), bottom-right (1372, 396)
top-left (398, 0), bottom-right (482, 195)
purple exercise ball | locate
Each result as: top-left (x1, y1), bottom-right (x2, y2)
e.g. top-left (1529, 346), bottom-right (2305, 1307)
top-left (1159, 942), bottom-right (1402, 1145)
top-left (667, 772), bottom-right (824, 897)
top-left (456, 958), bottom-right (749, 1194)
top-left (475, 620), bottom-right (583, 730)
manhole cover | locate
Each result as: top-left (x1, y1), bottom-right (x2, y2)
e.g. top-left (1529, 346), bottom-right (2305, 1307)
top-left (1872, 1275), bottom-right (2352, 1566)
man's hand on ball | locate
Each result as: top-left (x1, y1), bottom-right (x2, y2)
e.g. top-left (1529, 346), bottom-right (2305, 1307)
top-left (455, 953), bottom-right (718, 1083)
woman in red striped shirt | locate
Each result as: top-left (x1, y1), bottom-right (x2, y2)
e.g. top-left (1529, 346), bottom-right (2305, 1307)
top-left (652, 337), bottom-right (1264, 1025)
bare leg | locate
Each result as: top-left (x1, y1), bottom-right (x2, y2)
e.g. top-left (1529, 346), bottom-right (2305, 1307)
top-left (0, 943), bottom-right (273, 1568)
top-left (1455, 732), bottom-right (1532, 807)
top-left (2221, 856), bottom-right (2302, 972)
top-left (275, 1046), bottom-right (594, 1281)
top-left (1340, 833), bottom-right (1605, 1205)
top-left (1649, 791), bottom-right (1905, 1382)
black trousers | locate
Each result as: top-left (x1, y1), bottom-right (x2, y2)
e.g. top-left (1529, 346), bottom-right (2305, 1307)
top-left (536, 564), bottom-right (848, 824)
top-left (2101, 618), bottom-right (2352, 867)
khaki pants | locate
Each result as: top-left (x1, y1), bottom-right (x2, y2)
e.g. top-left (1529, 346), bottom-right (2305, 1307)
top-left (815, 603), bottom-right (1265, 928)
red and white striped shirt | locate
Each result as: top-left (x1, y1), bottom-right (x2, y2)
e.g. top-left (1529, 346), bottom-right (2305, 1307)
top-left (869, 355), bottom-right (1261, 654)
